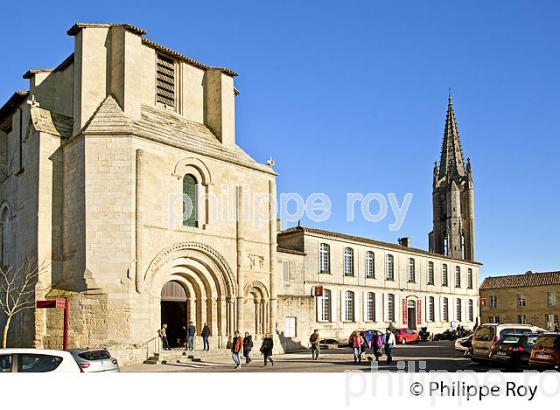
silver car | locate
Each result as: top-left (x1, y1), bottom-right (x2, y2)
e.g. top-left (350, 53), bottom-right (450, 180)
top-left (69, 348), bottom-right (120, 373)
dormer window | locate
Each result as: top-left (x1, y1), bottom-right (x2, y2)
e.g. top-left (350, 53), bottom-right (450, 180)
top-left (156, 53), bottom-right (176, 108)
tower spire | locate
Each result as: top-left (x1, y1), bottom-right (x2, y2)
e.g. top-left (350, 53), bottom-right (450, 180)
top-left (430, 94), bottom-right (475, 262)
top-left (438, 92), bottom-right (466, 179)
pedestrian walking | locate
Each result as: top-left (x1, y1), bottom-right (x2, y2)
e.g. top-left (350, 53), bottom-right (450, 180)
top-left (178, 324), bottom-right (188, 348)
top-left (231, 331), bottom-right (243, 369)
top-left (159, 324), bottom-right (170, 350)
top-left (309, 329), bottom-right (320, 360)
top-left (243, 332), bottom-right (254, 364)
top-left (384, 328), bottom-right (396, 364)
top-left (349, 331), bottom-right (364, 364)
top-left (201, 323), bottom-right (211, 351)
top-left (260, 333), bottom-right (274, 366)
top-left (372, 332), bottom-right (382, 361)
top-left (186, 321), bottom-right (196, 351)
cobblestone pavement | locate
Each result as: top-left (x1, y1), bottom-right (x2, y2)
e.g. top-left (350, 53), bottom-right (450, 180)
top-left (122, 341), bottom-right (494, 373)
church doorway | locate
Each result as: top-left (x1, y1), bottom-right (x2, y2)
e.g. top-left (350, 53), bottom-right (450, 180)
top-left (161, 280), bottom-right (189, 348)
top-left (407, 300), bottom-right (417, 330)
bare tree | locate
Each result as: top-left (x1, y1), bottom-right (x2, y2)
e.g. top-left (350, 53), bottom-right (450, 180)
top-left (0, 257), bottom-right (47, 348)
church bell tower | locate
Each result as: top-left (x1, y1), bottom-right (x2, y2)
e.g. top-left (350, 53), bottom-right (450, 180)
top-left (429, 94), bottom-right (475, 261)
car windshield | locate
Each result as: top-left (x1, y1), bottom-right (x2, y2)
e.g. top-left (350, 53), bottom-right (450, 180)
top-left (501, 328), bottom-right (532, 336)
top-left (534, 336), bottom-right (560, 350)
top-left (474, 326), bottom-right (495, 342)
top-left (77, 350), bottom-right (111, 361)
top-left (500, 336), bottom-right (520, 344)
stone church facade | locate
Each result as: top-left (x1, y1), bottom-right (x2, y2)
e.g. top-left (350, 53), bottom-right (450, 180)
top-left (0, 23), bottom-right (279, 362)
top-left (0, 23), bottom-right (481, 364)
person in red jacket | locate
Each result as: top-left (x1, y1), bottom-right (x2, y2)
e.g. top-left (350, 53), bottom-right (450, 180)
top-left (349, 331), bottom-right (364, 364)
top-left (231, 331), bottom-right (243, 369)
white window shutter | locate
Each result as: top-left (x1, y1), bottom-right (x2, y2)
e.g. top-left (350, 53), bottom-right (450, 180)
top-left (374, 292), bottom-right (381, 323)
top-left (383, 293), bottom-right (388, 322)
top-left (354, 292), bottom-right (358, 322)
top-left (315, 291), bottom-right (320, 322)
top-left (331, 289), bottom-right (337, 322)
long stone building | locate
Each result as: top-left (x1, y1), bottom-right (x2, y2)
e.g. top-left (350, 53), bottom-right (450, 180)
top-left (480, 271), bottom-right (560, 329)
top-left (0, 23), bottom-right (480, 363)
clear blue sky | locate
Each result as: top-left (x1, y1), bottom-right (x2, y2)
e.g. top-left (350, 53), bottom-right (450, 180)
top-left (2, 1), bottom-right (559, 278)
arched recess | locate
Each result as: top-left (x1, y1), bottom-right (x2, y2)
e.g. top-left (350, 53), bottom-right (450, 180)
top-left (145, 242), bottom-right (237, 340)
top-left (244, 281), bottom-right (270, 337)
top-left (172, 157), bottom-right (212, 228)
top-left (0, 202), bottom-right (12, 267)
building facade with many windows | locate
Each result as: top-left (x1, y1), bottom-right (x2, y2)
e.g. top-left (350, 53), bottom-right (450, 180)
top-left (276, 227), bottom-right (480, 344)
top-left (480, 271), bottom-right (560, 329)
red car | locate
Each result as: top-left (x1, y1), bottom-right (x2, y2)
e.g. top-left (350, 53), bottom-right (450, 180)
top-left (529, 333), bottom-right (560, 370)
top-left (394, 328), bottom-right (419, 344)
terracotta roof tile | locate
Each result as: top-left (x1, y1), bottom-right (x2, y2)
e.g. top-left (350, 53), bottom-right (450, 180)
top-left (279, 226), bottom-right (482, 265)
top-left (480, 271), bottom-right (560, 289)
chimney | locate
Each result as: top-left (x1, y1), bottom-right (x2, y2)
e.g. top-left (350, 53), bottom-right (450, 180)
top-left (204, 68), bottom-right (235, 146)
top-left (398, 237), bottom-right (411, 247)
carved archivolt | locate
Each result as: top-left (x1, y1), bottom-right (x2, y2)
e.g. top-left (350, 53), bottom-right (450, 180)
top-left (141, 241), bottom-right (236, 296)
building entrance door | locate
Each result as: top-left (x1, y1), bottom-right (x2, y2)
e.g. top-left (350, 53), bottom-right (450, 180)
top-left (407, 300), bottom-right (417, 330)
top-left (161, 281), bottom-right (189, 348)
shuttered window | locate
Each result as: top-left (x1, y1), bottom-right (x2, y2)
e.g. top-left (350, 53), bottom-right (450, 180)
top-left (365, 251), bottom-right (375, 279)
top-left (427, 261), bottom-right (434, 285)
top-left (443, 297), bottom-right (449, 321)
top-left (156, 53), bottom-right (176, 107)
top-left (344, 247), bottom-right (354, 276)
top-left (183, 174), bottom-right (198, 227)
top-left (319, 243), bottom-right (330, 273)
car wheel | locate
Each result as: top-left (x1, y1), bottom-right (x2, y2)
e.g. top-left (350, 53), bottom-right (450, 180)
top-left (401, 339), bottom-right (406, 345)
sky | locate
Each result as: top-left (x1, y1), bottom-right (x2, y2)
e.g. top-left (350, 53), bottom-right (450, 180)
top-left (1, 1), bottom-right (559, 278)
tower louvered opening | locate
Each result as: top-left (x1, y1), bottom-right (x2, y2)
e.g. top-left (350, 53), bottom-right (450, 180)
top-left (156, 53), bottom-right (176, 107)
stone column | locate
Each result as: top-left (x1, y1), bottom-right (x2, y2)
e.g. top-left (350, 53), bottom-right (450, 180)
top-left (268, 180), bottom-right (278, 334)
top-left (134, 149), bottom-right (145, 293)
top-left (236, 186), bottom-right (245, 332)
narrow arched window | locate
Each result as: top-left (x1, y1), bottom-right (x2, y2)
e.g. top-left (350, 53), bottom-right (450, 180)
top-left (408, 258), bottom-right (416, 283)
top-left (365, 251), bottom-right (375, 279)
top-left (385, 254), bottom-right (394, 280)
top-left (183, 174), bottom-right (198, 227)
top-left (319, 243), bottom-right (330, 273)
top-left (317, 289), bottom-right (331, 322)
top-left (0, 207), bottom-right (9, 267)
top-left (344, 291), bottom-right (355, 322)
top-left (343, 247), bottom-right (354, 276)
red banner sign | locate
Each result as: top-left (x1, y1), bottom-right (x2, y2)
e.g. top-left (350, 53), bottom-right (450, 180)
top-left (314, 286), bottom-right (323, 297)
top-left (417, 299), bottom-right (422, 325)
top-left (402, 299), bottom-right (408, 325)
top-left (480, 298), bottom-right (487, 307)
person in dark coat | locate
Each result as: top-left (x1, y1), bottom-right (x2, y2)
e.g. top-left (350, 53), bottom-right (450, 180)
top-left (201, 323), bottom-right (211, 351)
top-left (186, 321), bottom-right (196, 351)
top-left (243, 332), bottom-right (254, 364)
top-left (260, 333), bottom-right (274, 367)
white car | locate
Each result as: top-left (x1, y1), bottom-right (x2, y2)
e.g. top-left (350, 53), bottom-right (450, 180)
top-left (0, 349), bottom-right (81, 373)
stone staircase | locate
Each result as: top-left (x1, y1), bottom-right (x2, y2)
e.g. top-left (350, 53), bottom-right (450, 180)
top-left (144, 349), bottom-right (231, 365)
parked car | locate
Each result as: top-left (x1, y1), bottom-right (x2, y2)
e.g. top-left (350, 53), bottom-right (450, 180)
top-left (394, 328), bottom-right (418, 344)
top-left (529, 333), bottom-right (560, 370)
top-left (488, 333), bottom-right (541, 368)
top-left (0, 349), bottom-right (81, 373)
top-left (69, 348), bottom-right (120, 373)
top-left (433, 329), bottom-right (457, 341)
top-left (455, 334), bottom-right (473, 352)
top-left (471, 323), bottom-right (545, 364)
top-left (319, 339), bottom-right (339, 349)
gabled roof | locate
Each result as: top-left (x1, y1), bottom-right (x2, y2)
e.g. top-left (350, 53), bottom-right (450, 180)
top-left (438, 94), bottom-right (466, 179)
top-left (65, 23), bottom-right (237, 77)
top-left (67, 23), bottom-right (146, 36)
top-left (480, 271), bottom-right (560, 289)
top-left (77, 95), bottom-right (274, 175)
top-left (279, 225), bottom-right (482, 265)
